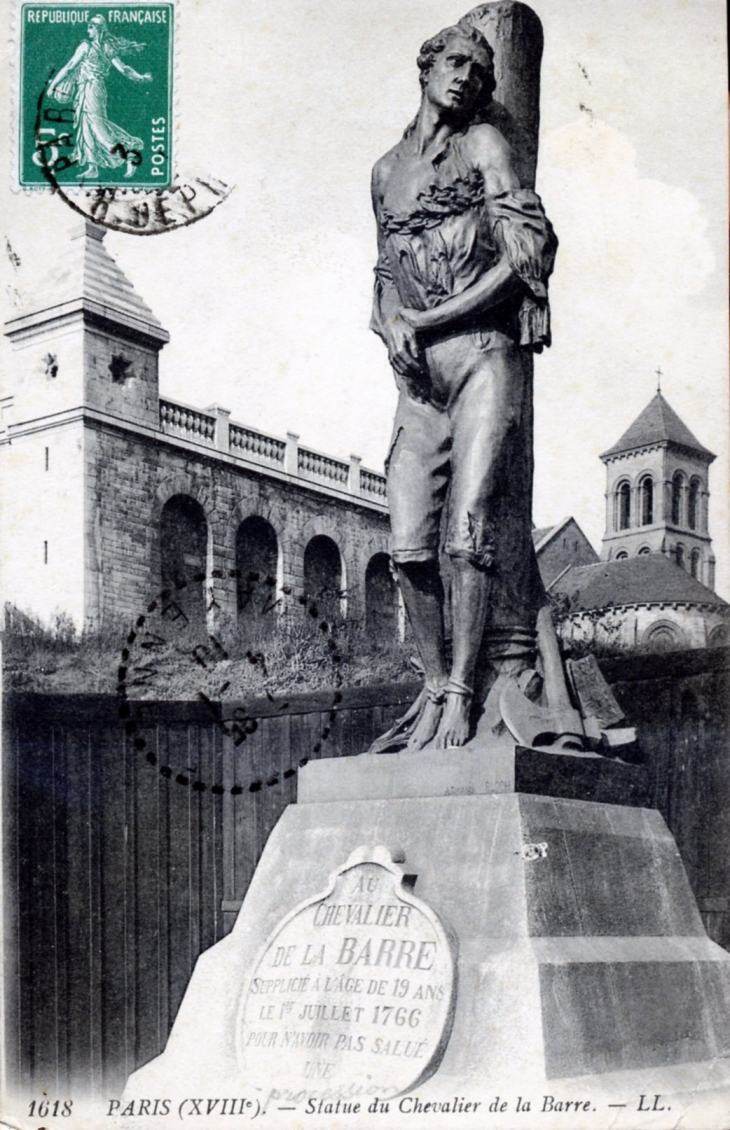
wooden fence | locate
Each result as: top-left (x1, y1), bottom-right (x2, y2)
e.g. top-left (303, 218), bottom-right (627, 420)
top-left (2, 683), bottom-right (416, 1097)
top-left (2, 650), bottom-right (728, 1097)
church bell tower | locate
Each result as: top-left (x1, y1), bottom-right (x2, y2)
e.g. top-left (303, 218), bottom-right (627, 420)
top-left (599, 390), bottom-right (716, 590)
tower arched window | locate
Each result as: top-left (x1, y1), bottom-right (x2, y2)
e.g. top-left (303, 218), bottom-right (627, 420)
top-left (671, 472), bottom-right (685, 526)
top-left (690, 548), bottom-right (701, 580)
top-left (640, 477), bottom-right (653, 526)
top-left (676, 544), bottom-right (685, 570)
top-left (688, 478), bottom-right (701, 531)
top-left (615, 481), bottom-right (631, 531)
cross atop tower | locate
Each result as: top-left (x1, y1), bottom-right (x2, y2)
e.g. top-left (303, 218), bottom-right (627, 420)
top-left (655, 366), bottom-right (663, 394)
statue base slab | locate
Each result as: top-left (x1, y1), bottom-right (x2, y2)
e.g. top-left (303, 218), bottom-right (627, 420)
top-left (124, 754), bottom-right (730, 1125)
top-left (297, 743), bottom-right (652, 807)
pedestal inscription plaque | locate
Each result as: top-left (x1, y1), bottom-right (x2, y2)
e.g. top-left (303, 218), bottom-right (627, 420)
top-left (237, 846), bottom-right (457, 1098)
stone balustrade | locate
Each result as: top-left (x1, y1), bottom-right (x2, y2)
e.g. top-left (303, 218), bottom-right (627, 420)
top-left (298, 445), bottom-right (349, 485)
top-left (159, 398), bottom-right (216, 444)
top-left (158, 396), bottom-right (386, 505)
top-left (229, 422), bottom-right (286, 465)
top-left (361, 468), bottom-right (387, 500)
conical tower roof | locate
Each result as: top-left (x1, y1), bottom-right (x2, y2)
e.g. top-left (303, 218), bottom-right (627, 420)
top-left (5, 220), bottom-right (169, 345)
top-left (600, 392), bottom-right (714, 463)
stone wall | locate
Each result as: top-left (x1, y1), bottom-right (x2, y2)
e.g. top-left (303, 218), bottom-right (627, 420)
top-left (84, 416), bottom-right (390, 631)
top-left (561, 603), bottom-right (727, 652)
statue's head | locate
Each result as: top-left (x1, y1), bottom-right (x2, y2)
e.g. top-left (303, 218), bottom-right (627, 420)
top-left (88, 15), bottom-right (107, 41)
top-left (417, 23), bottom-right (495, 120)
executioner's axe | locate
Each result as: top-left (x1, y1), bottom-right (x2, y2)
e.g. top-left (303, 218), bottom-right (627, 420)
top-left (499, 605), bottom-right (586, 751)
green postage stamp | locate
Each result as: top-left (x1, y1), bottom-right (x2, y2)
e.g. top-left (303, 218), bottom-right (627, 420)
top-left (18, 3), bottom-right (174, 189)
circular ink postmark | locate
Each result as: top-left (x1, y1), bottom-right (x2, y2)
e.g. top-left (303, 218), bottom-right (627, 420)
top-left (116, 570), bottom-right (348, 796)
top-left (32, 80), bottom-right (232, 235)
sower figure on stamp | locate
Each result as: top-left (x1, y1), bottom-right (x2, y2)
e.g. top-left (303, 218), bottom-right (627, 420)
top-left (47, 15), bottom-right (151, 181)
top-left (370, 20), bottom-right (573, 752)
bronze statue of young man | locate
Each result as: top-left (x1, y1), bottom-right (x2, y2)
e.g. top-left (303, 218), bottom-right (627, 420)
top-left (371, 22), bottom-right (557, 751)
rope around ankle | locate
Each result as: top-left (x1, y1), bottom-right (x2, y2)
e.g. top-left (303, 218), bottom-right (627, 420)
top-left (445, 676), bottom-right (473, 698)
top-left (425, 680), bottom-right (446, 705)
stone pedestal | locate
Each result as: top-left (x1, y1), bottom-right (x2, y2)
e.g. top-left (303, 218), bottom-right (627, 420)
top-left (124, 748), bottom-right (730, 1123)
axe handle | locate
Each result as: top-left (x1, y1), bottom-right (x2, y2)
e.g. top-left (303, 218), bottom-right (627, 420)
top-left (536, 605), bottom-right (582, 724)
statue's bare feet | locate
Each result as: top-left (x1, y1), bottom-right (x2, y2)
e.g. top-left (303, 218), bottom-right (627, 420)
top-left (407, 681), bottom-right (445, 750)
top-left (434, 681), bottom-right (473, 748)
top-left (407, 700), bottom-right (442, 750)
top-left (77, 165), bottom-right (99, 180)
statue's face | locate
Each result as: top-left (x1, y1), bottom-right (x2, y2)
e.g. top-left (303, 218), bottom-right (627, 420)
top-left (424, 33), bottom-right (488, 116)
top-left (88, 20), bottom-right (100, 39)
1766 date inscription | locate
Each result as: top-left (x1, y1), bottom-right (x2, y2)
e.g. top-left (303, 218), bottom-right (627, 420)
top-left (237, 846), bottom-right (457, 1098)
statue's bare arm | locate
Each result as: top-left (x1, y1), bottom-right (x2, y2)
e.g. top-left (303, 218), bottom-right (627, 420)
top-left (401, 125), bottom-right (524, 334)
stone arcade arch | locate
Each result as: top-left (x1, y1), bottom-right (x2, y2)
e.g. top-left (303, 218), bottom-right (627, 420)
top-left (235, 516), bottom-right (280, 636)
top-left (303, 535), bottom-right (344, 621)
top-left (160, 494), bottom-right (208, 629)
top-left (365, 552), bottom-right (398, 639)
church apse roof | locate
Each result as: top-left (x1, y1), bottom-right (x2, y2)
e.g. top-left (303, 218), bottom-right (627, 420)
top-left (551, 554), bottom-right (727, 613)
top-left (5, 219), bottom-right (169, 344)
top-left (600, 392), bottom-right (714, 463)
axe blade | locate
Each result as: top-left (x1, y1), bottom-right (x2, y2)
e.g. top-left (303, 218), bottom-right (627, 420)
top-left (500, 680), bottom-right (584, 751)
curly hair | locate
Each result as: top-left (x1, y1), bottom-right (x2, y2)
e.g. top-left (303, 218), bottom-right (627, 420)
top-left (417, 22), bottom-right (496, 115)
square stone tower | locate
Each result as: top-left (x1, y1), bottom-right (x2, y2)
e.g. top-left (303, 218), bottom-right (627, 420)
top-left (2, 220), bottom-right (169, 626)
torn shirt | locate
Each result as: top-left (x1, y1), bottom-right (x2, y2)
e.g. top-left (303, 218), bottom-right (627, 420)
top-left (371, 132), bottom-right (557, 351)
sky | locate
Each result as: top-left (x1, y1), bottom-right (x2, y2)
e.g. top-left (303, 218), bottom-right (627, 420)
top-left (2, 0), bottom-right (728, 594)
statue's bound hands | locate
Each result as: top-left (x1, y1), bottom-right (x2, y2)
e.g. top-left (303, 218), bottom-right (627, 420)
top-left (386, 310), bottom-right (431, 402)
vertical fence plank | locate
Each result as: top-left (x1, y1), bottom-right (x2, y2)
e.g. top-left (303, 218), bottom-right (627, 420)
top-left (2, 713), bottom-right (21, 1089)
top-left (87, 728), bottom-right (104, 1096)
top-left (221, 719), bottom-right (237, 934)
top-left (64, 724), bottom-right (94, 1093)
top-left (99, 722), bottom-right (128, 1096)
top-left (53, 728), bottom-right (70, 1092)
top-left (133, 720), bottom-right (163, 1072)
top-left (123, 724), bottom-right (136, 1089)
top-left (232, 721), bottom-right (258, 910)
top-left (198, 721), bottom-right (221, 953)
top-left (156, 724), bottom-right (171, 1056)
top-left (27, 725), bottom-right (59, 1090)
top-left (164, 723), bottom-right (193, 1031)
top-left (185, 723), bottom-right (201, 989)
